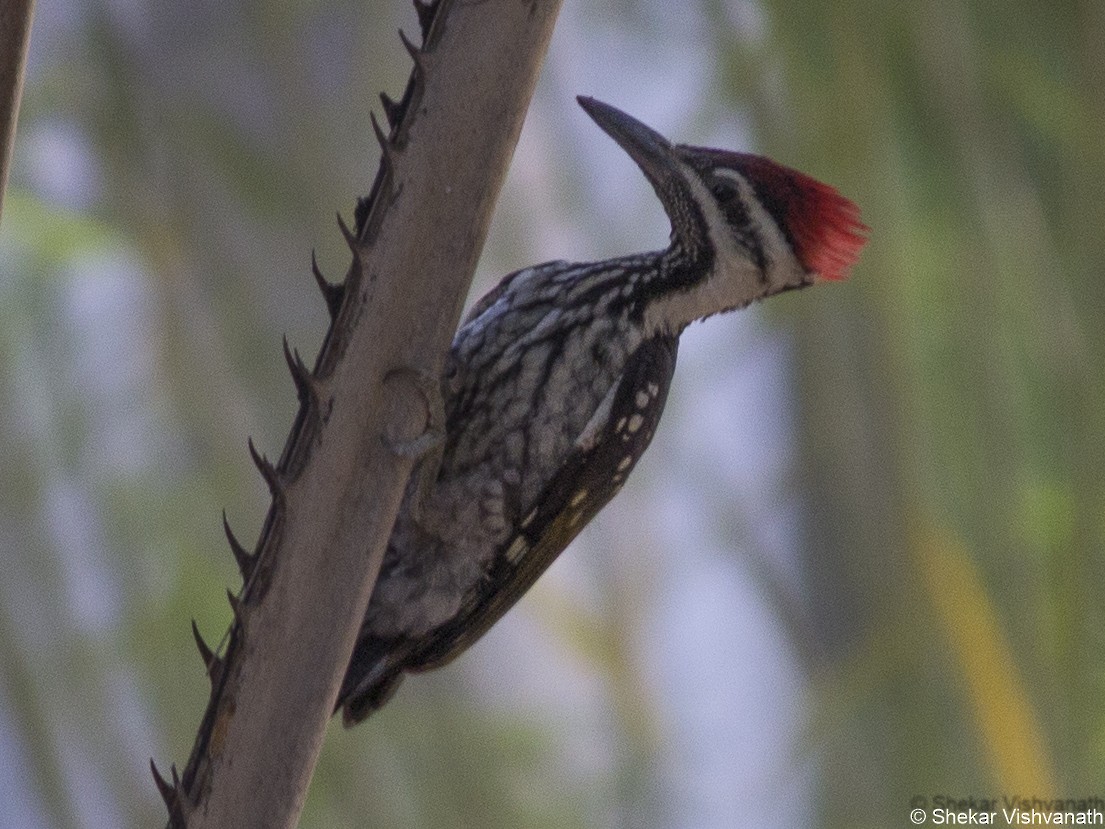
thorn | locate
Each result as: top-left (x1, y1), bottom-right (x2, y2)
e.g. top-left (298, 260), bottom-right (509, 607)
top-left (336, 211), bottom-right (361, 260)
top-left (191, 619), bottom-right (216, 671)
top-left (282, 335), bottom-right (319, 408)
top-left (247, 437), bottom-right (282, 499)
top-left (311, 250), bottom-right (344, 319)
top-left (398, 28), bottom-right (425, 73)
top-left (353, 196), bottom-right (370, 236)
top-left (413, 0), bottom-right (436, 40)
top-left (222, 510), bottom-right (255, 581)
top-left (380, 92), bottom-right (402, 128)
top-left (370, 111), bottom-right (395, 173)
top-left (150, 759), bottom-right (175, 810)
top-left (170, 764), bottom-right (194, 819)
top-left (227, 589), bottom-right (244, 624)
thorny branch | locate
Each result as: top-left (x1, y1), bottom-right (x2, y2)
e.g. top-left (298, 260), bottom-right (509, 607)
top-left (154, 2), bottom-right (563, 826)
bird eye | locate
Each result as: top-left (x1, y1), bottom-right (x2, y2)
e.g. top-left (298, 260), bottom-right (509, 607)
top-left (710, 180), bottom-right (739, 203)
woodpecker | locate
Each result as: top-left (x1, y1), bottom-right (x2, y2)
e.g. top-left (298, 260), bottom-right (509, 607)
top-left (337, 96), bottom-right (867, 723)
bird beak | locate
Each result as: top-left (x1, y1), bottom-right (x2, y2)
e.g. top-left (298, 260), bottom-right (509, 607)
top-left (577, 97), bottom-right (677, 189)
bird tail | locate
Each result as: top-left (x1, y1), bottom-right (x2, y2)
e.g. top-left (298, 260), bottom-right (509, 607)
top-left (335, 636), bottom-right (407, 725)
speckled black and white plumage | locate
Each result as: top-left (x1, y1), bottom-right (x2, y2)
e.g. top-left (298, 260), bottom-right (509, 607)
top-left (337, 97), bottom-right (867, 723)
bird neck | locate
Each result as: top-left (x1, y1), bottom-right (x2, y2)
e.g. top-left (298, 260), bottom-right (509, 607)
top-left (637, 236), bottom-right (761, 337)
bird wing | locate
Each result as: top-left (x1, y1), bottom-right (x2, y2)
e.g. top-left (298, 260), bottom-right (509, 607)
top-left (404, 332), bottom-right (679, 671)
top-left (338, 333), bottom-right (678, 723)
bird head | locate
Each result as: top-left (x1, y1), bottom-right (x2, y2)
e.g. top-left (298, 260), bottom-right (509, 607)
top-left (577, 96), bottom-right (868, 331)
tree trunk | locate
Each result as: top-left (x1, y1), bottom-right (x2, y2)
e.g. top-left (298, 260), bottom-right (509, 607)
top-left (0, 0), bottom-right (35, 222)
top-left (163, 2), bottom-right (564, 827)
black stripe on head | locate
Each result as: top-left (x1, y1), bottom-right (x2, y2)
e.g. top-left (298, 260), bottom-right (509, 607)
top-left (682, 149), bottom-right (771, 276)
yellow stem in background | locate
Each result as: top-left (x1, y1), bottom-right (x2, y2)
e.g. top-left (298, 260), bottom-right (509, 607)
top-left (913, 522), bottom-right (1057, 794)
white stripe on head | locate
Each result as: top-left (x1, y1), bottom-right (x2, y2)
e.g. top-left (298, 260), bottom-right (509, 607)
top-left (643, 164), bottom-right (806, 337)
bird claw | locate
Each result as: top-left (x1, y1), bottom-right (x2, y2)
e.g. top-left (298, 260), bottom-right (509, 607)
top-left (389, 428), bottom-right (443, 459)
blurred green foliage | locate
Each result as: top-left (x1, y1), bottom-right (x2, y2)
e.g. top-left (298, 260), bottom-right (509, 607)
top-left (723, 0), bottom-right (1105, 821)
top-left (0, 1), bottom-right (1101, 827)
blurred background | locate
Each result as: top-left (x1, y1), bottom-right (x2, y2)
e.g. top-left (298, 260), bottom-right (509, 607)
top-left (2, 0), bottom-right (1103, 826)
